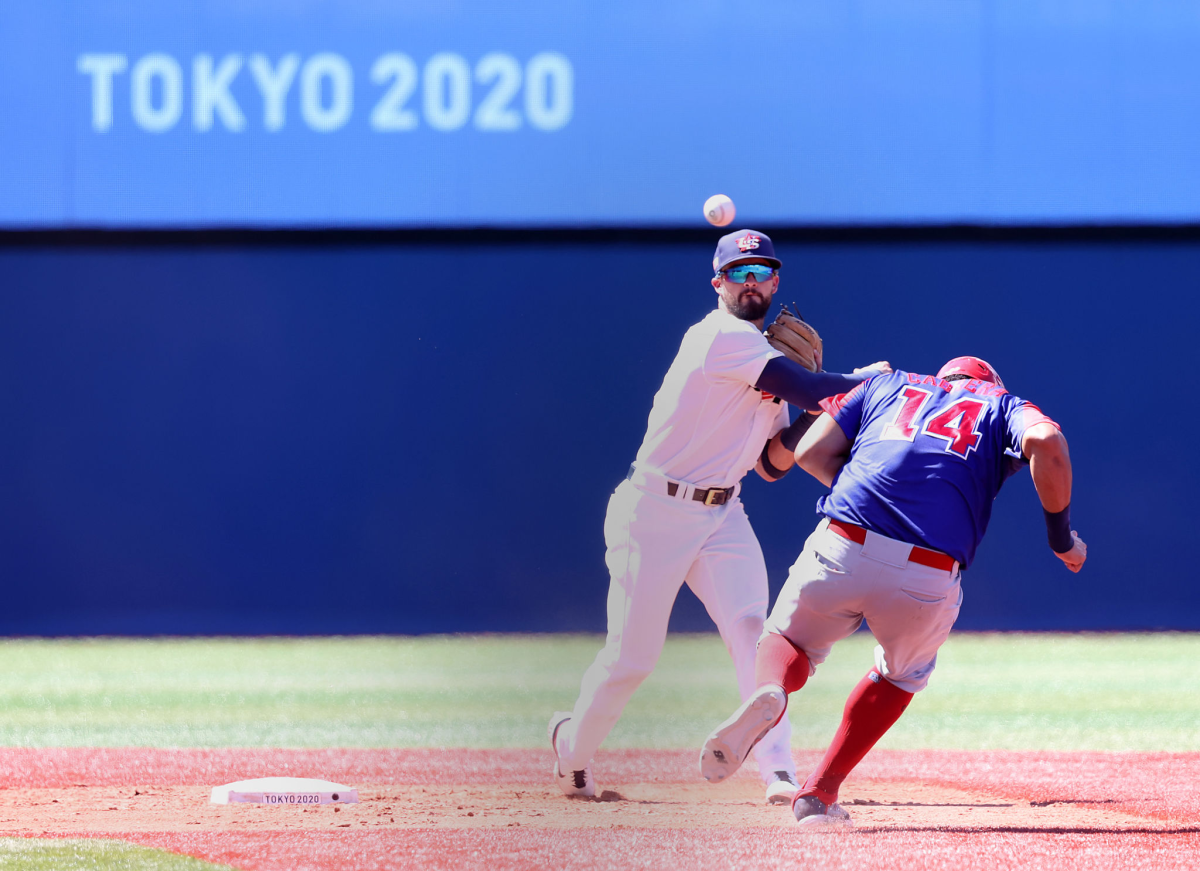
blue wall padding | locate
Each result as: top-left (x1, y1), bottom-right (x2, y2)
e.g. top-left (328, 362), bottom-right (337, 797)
top-left (0, 239), bottom-right (1192, 633)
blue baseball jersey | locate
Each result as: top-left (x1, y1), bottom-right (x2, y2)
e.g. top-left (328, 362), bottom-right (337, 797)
top-left (816, 370), bottom-right (1058, 568)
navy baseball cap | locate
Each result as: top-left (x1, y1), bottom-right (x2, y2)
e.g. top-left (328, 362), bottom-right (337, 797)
top-left (713, 229), bottom-right (782, 273)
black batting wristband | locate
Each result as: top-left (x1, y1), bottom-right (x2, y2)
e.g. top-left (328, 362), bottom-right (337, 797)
top-left (759, 441), bottom-right (789, 480)
top-left (779, 411), bottom-right (819, 452)
top-left (1044, 505), bottom-right (1073, 553)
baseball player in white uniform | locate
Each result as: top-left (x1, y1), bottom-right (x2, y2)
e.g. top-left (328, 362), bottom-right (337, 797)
top-left (549, 230), bottom-right (890, 805)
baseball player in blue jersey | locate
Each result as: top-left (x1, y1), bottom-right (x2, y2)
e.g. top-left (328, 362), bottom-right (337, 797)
top-left (549, 230), bottom-right (890, 805)
top-left (700, 356), bottom-right (1086, 824)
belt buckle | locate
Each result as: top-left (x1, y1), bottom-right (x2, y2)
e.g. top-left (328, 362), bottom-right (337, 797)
top-left (704, 489), bottom-right (724, 506)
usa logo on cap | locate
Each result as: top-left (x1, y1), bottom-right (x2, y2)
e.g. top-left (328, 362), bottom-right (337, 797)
top-left (736, 233), bottom-right (761, 253)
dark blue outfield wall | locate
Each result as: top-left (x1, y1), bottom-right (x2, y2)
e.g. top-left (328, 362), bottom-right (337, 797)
top-left (0, 233), bottom-right (1195, 634)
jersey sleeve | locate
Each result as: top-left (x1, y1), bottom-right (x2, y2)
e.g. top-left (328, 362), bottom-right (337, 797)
top-left (830, 379), bottom-right (872, 441)
top-left (1002, 395), bottom-right (1060, 461)
top-left (703, 322), bottom-right (782, 386)
top-left (819, 392), bottom-right (849, 416)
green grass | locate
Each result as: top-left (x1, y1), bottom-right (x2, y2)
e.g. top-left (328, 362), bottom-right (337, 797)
top-left (0, 839), bottom-right (233, 870)
top-left (0, 633), bottom-right (1193, 751)
top-left (0, 633), bottom-right (1192, 869)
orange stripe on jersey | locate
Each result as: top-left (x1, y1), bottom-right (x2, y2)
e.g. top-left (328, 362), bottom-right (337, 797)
top-left (1019, 402), bottom-right (1060, 431)
top-left (820, 380), bottom-right (869, 416)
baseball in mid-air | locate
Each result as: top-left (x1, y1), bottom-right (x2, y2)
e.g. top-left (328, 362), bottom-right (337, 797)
top-left (703, 194), bottom-right (735, 227)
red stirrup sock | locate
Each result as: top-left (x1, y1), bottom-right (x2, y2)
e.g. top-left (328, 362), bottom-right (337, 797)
top-left (754, 632), bottom-right (811, 694)
top-left (801, 670), bottom-right (914, 805)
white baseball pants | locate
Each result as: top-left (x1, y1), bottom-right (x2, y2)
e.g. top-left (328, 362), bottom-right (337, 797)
top-left (558, 478), bottom-right (794, 781)
top-left (765, 518), bottom-right (963, 693)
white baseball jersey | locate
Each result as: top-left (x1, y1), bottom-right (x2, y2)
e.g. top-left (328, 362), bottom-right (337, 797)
top-left (634, 309), bottom-right (790, 489)
top-left (557, 305), bottom-right (797, 791)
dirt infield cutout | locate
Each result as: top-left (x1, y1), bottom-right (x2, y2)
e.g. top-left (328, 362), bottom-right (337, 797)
top-left (0, 778), bottom-right (1162, 835)
top-left (0, 749), bottom-right (1195, 870)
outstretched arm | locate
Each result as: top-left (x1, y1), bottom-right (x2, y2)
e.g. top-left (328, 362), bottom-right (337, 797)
top-left (793, 413), bottom-right (853, 488)
top-left (1022, 422), bottom-right (1087, 572)
top-left (755, 356), bottom-right (889, 412)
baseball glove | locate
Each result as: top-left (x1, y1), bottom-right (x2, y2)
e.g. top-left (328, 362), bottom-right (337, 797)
top-left (765, 304), bottom-right (823, 372)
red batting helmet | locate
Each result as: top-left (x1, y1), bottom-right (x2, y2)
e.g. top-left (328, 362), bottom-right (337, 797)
top-left (937, 356), bottom-right (1005, 389)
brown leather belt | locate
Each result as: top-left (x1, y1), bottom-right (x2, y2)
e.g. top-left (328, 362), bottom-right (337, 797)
top-left (827, 518), bottom-right (956, 571)
top-left (666, 481), bottom-right (735, 506)
top-left (626, 465), bottom-right (735, 506)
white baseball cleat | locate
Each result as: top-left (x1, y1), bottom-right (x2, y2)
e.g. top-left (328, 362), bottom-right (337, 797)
top-left (699, 684), bottom-right (787, 784)
top-left (764, 770), bottom-right (800, 805)
top-left (548, 711), bottom-right (596, 798)
top-left (792, 794), bottom-right (852, 827)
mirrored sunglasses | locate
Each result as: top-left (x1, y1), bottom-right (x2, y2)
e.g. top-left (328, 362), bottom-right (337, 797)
top-left (721, 264), bottom-right (777, 283)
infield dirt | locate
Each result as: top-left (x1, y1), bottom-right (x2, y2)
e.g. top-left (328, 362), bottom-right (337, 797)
top-left (0, 780), bottom-right (1160, 833)
top-left (0, 748), bottom-right (1195, 870)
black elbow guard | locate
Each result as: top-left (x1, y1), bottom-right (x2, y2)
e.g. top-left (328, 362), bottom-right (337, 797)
top-left (779, 412), bottom-right (818, 452)
top-left (760, 441), bottom-right (789, 480)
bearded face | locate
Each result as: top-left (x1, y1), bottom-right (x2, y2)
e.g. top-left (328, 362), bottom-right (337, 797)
top-left (721, 284), bottom-right (774, 321)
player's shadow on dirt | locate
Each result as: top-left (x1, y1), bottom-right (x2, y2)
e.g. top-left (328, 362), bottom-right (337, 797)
top-left (581, 790), bottom-right (676, 806)
top-left (568, 790), bottom-right (626, 803)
